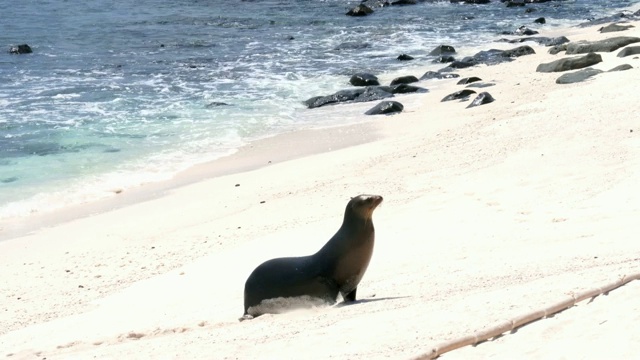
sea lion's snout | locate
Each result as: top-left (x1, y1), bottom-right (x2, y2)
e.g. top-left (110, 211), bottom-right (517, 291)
top-left (370, 195), bottom-right (383, 207)
top-left (352, 194), bottom-right (383, 216)
top-left (361, 194), bottom-right (383, 209)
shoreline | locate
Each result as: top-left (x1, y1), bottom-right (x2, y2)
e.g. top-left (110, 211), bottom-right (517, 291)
top-left (0, 120), bottom-right (383, 242)
top-left (2, 13), bottom-right (640, 359)
top-left (1, 4), bottom-right (637, 241)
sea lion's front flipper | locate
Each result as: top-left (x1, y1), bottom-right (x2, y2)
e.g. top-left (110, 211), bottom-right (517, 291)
top-left (342, 288), bottom-right (357, 302)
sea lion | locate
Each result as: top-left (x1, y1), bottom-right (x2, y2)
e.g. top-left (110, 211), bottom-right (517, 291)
top-left (240, 194), bottom-right (383, 321)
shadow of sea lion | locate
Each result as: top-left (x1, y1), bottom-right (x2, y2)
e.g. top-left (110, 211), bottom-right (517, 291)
top-left (334, 295), bottom-right (411, 307)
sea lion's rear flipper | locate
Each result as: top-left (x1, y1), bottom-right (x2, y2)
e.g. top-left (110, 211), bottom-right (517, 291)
top-left (238, 314), bottom-right (254, 322)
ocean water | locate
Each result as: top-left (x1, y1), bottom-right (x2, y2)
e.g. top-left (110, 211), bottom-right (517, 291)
top-left (1, 0), bottom-right (638, 219)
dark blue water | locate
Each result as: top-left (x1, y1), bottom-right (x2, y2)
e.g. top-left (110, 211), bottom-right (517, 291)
top-left (1, 0), bottom-right (638, 218)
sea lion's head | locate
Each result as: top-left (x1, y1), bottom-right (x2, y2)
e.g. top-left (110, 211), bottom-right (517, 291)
top-left (345, 194), bottom-right (383, 221)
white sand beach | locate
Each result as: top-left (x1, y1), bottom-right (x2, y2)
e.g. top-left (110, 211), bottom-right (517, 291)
top-left (1, 18), bottom-right (640, 360)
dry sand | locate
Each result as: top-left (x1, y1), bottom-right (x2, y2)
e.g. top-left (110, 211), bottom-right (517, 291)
top-left (1, 17), bottom-right (640, 360)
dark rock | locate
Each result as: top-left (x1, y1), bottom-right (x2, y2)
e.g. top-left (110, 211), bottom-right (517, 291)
top-left (617, 46), bottom-right (640, 58)
top-left (505, 36), bottom-right (569, 47)
top-left (555, 68), bottom-right (603, 84)
top-left (466, 92), bottom-right (495, 108)
top-left (9, 44), bottom-right (32, 54)
top-left (466, 82), bottom-right (496, 88)
top-left (397, 54), bottom-right (414, 61)
top-left (451, 0), bottom-right (490, 4)
top-left (579, 12), bottom-right (639, 27)
top-left (536, 53), bottom-right (602, 72)
top-left (360, 0), bottom-right (390, 7)
top-left (388, 84), bottom-right (427, 94)
top-left (598, 23), bottom-right (634, 33)
top-left (455, 45), bottom-right (534, 68)
top-left (565, 37), bottom-right (640, 54)
top-left (457, 77), bottom-right (482, 85)
top-left (505, 0), bottom-right (526, 7)
top-left (206, 102), bottom-right (230, 107)
top-left (433, 55), bottom-right (456, 63)
top-left (514, 26), bottom-right (539, 36)
top-left (335, 42), bottom-right (371, 50)
top-left (608, 64), bottom-right (633, 72)
top-left (429, 45), bottom-right (456, 56)
top-left (525, 8), bottom-right (537, 13)
top-left (346, 5), bottom-right (374, 16)
top-left (350, 73), bottom-right (380, 86)
top-left (534, 17), bottom-right (546, 24)
top-left (365, 101), bottom-right (404, 115)
top-left (420, 71), bottom-right (460, 80)
top-left (1, 177), bottom-right (18, 184)
top-left (304, 82), bottom-right (426, 109)
top-left (390, 75), bottom-right (419, 86)
top-left (549, 44), bottom-right (568, 55)
top-left (502, 45), bottom-right (536, 58)
top-left (353, 86), bottom-right (394, 102)
top-left (445, 59), bottom-right (478, 69)
top-left (304, 89), bottom-right (364, 108)
top-left (441, 89), bottom-right (477, 102)
top-left (391, 0), bottom-right (417, 4)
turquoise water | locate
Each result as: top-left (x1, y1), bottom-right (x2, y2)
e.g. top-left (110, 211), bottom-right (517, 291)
top-left (1, 0), bottom-right (638, 218)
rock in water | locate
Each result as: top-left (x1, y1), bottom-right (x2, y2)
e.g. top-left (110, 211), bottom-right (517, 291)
top-left (390, 75), bottom-right (419, 86)
top-left (346, 5), bottom-right (374, 16)
top-left (429, 45), bottom-right (456, 56)
top-left (365, 101), bottom-right (404, 115)
top-left (350, 73), bottom-right (380, 86)
top-left (9, 44), bottom-right (32, 54)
